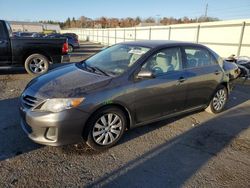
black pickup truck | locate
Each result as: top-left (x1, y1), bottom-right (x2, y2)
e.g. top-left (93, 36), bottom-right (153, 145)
top-left (0, 20), bottom-right (70, 75)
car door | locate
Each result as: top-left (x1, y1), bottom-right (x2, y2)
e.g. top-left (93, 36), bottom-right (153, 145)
top-left (182, 46), bottom-right (223, 108)
top-left (0, 21), bottom-right (11, 65)
top-left (133, 47), bottom-right (188, 124)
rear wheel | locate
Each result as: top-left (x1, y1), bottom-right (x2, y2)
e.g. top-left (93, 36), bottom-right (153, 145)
top-left (24, 53), bottom-right (49, 76)
top-left (205, 86), bottom-right (228, 114)
top-left (84, 107), bottom-right (126, 151)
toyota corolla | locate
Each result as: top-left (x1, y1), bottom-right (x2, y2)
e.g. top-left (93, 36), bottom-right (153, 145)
top-left (20, 40), bottom-right (231, 150)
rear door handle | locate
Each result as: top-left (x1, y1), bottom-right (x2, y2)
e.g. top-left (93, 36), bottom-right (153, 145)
top-left (178, 77), bottom-right (186, 83)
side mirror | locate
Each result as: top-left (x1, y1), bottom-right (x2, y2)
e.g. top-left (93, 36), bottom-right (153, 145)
top-left (136, 70), bottom-right (155, 79)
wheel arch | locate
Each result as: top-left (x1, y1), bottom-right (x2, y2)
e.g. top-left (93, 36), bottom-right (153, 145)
top-left (220, 82), bottom-right (230, 94)
top-left (207, 82), bottom-right (229, 107)
top-left (22, 50), bottom-right (53, 65)
top-left (82, 103), bottom-right (133, 139)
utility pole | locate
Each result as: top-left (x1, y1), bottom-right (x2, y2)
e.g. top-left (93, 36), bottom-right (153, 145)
top-left (204, 3), bottom-right (208, 19)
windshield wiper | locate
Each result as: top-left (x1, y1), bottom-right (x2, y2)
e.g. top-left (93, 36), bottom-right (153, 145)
top-left (81, 62), bottom-right (112, 76)
top-left (81, 61), bottom-right (95, 72)
top-left (91, 66), bottom-right (110, 76)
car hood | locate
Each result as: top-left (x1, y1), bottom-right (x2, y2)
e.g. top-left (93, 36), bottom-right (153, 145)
top-left (25, 63), bottom-right (112, 98)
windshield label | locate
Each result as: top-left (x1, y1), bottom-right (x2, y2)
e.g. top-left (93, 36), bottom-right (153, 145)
top-left (128, 49), bottom-right (146, 55)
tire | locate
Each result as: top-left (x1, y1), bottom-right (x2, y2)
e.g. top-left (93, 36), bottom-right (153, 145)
top-left (84, 107), bottom-right (127, 151)
top-left (205, 85), bottom-right (228, 114)
top-left (68, 45), bottom-right (74, 53)
top-left (24, 53), bottom-right (49, 76)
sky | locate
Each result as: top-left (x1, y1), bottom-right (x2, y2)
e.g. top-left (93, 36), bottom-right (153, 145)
top-left (0, 0), bottom-right (250, 22)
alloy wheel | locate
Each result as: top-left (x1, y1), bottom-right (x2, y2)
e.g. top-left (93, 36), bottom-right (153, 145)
top-left (212, 89), bottom-right (227, 111)
top-left (29, 58), bottom-right (46, 74)
top-left (92, 113), bottom-right (122, 145)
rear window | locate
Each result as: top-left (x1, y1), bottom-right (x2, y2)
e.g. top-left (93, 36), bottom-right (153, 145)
top-left (184, 47), bottom-right (217, 69)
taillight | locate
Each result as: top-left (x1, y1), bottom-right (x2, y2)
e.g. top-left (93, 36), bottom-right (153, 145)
top-left (62, 42), bottom-right (68, 54)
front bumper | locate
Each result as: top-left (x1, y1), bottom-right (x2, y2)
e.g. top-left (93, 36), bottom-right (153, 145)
top-left (20, 105), bottom-right (90, 146)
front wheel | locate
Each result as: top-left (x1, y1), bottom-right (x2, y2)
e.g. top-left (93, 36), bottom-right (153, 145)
top-left (84, 107), bottom-right (127, 151)
top-left (24, 53), bottom-right (49, 76)
top-left (205, 86), bottom-right (228, 114)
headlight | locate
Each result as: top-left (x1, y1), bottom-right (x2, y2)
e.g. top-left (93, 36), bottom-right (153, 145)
top-left (38, 98), bottom-right (84, 113)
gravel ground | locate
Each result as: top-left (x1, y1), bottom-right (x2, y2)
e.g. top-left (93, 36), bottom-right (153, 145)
top-left (0, 42), bottom-right (249, 187)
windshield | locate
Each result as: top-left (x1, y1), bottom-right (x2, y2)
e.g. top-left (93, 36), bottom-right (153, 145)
top-left (84, 44), bottom-right (150, 76)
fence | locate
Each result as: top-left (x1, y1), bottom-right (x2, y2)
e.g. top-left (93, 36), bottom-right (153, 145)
top-left (61, 19), bottom-right (250, 57)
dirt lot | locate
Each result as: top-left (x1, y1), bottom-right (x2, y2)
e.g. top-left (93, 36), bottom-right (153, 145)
top-left (0, 42), bottom-right (249, 187)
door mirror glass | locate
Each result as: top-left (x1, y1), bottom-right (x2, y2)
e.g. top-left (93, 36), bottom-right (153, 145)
top-left (137, 70), bottom-right (155, 79)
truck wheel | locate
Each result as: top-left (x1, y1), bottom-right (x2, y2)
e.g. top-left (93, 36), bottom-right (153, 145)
top-left (24, 54), bottom-right (49, 76)
top-left (205, 85), bottom-right (228, 114)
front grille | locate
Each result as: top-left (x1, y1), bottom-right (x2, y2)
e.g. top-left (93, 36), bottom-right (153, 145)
top-left (22, 95), bottom-right (41, 109)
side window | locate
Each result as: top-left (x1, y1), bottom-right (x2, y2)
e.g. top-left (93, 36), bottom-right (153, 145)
top-left (184, 47), bottom-right (217, 69)
top-left (5, 22), bottom-right (12, 37)
top-left (0, 22), bottom-right (7, 39)
top-left (142, 47), bottom-right (182, 76)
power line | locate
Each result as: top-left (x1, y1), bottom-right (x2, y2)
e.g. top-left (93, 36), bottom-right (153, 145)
top-left (204, 3), bottom-right (208, 18)
top-left (208, 7), bottom-right (250, 14)
top-left (160, 5), bottom-right (250, 18)
top-left (208, 4), bottom-right (250, 11)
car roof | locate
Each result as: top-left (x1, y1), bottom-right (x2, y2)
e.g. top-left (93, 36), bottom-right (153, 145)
top-left (119, 40), bottom-right (204, 49)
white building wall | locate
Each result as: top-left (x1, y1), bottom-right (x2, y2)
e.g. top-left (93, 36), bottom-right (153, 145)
top-left (23, 25), bottom-right (43, 32)
top-left (10, 24), bottom-right (23, 32)
top-left (10, 22), bottom-right (60, 33)
top-left (61, 19), bottom-right (250, 57)
top-left (171, 27), bottom-right (197, 42)
top-left (10, 23), bottom-right (43, 32)
top-left (242, 25), bottom-right (250, 44)
top-left (43, 24), bottom-right (61, 32)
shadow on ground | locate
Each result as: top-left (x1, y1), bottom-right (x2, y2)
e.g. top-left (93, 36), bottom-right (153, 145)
top-left (0, 98), bottom-right (42, 161)
top-left (86, 99), bottom-right (250, 187)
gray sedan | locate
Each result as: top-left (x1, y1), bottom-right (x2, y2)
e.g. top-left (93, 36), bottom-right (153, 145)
top-left (20, 40), bottom-right (232, 150)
